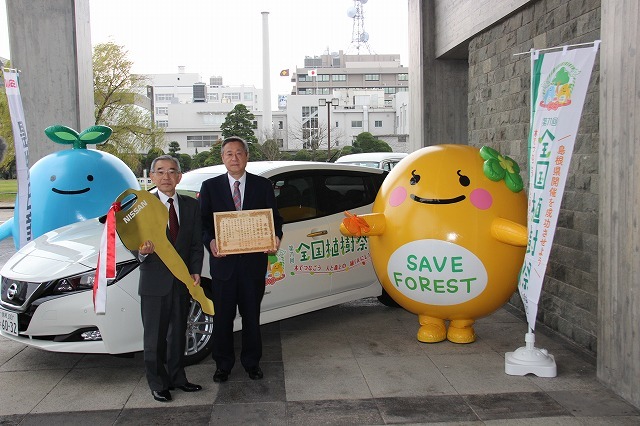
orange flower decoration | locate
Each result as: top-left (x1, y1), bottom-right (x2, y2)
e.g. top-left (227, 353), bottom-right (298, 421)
top-left (342, 211), bottom-right (370, 236)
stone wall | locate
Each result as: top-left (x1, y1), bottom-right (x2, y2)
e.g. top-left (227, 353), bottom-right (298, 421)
top-left (467, 0), bottom-right (601, 352)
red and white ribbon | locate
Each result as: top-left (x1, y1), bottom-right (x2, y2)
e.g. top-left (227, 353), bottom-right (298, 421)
top-left (93, 202), bottom-right (121, 314)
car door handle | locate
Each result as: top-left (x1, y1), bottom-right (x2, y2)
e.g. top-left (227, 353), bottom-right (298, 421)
top-left (307, 230), bottom-right (328, 237)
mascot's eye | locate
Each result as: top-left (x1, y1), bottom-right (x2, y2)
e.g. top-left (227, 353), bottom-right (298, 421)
top-left (50, 175), bottom-right (56, 182)
top-left (457, 170), bottom-right (470, 187)
top-left (410, 170), bottom-right (420, 185)
top-left (87, 175), bottom-right (94, 182)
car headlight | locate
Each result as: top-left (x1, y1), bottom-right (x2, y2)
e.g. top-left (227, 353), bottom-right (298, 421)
top-left (51, 261), bottom-right (139, 295)
top-left (52, 271), bottom-right (96, 294)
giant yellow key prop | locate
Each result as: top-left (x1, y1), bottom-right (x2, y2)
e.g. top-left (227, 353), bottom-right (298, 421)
top-left (114, 189), bottom-right (214, 315)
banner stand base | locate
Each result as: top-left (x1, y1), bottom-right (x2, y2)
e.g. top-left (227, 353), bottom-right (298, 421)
top-left (505, 332), bottom-right (557, 377)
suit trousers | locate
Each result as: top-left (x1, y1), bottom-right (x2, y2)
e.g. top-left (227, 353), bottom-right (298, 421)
top-left (211, 258), bottom-right (265, 372)
top-left (140, 282), bottom-right (190, 391)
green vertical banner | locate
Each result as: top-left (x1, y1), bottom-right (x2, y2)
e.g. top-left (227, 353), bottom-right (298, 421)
top-left (519, 42), bottom-right (600, 330)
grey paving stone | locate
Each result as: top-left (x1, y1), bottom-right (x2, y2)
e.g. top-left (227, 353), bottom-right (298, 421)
top-left (211, 401), bottom-right (287, 425)
top-left (287, 398), bottom-right (383, 425)
top-left (376, 395), bottom-right (480, 424)
top-left (20, 409), bottom-right (120, 426)
top-left (74, 352), bottom-right (144, 369)
top-left (214, 378), bottom-right (286, 404)
top-left (284, 357), bottom-right (372, 401)
top-left (464, 391), bottom-right (569, 420)
top-left (548, 388), bottom-right (640, 417)
top-left (0, 336), bottom-right (25, 366)
top-left (0, 414), bottom-right (23, 426)
top-left (429, 352), bottom-right (542, 395)
top-left (483, 417), bottom-right (582, 425)
top-left (0, 369), bottom-right (68, 415)
top-left (347, 325), bottom-right (427, 357)
top-left (281, 329), bottom-right (354, 360)
top-left (115, 405), bottom-right (212, 425)
top-left (31, 367), bottom-right (142, 413)
top-left (357, 355), bottom-right (457, 398)
top-left (0, 346), bottom-right (83, 372)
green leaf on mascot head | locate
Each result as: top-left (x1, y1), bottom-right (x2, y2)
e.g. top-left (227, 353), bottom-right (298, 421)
top-left (44, 124), bottom-right (112, 149)
top-left (79, 126), bottom-right (112, 146)
top-left (44, 125), bottom-right (79, 145)
top-left (479, 146), bottom-right (524, 193)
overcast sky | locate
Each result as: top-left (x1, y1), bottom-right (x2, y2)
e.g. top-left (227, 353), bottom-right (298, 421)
top-left (1, 0), bottom-right (409, 108)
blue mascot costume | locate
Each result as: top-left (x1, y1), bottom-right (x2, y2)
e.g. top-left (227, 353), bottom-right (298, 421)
top-left (0, 125), bottom-right (141, 249)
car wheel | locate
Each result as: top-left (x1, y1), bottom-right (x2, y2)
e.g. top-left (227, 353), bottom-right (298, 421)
top-left (183, 292), bottom-right (215, 366)
top-left (377, 288), bottom-right (401, 307)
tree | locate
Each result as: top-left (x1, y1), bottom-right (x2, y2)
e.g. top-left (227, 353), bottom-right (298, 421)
top-left (178, 153), bottom-right (192, 172)
top-left (93, 42), bottom-right (164, 171)
top-left (142, 147), bottom-right (165, 174)
top-left (288, 118), bottom-right (343, 161)
top-left (220, 104), bottom-right (258, 144)
top-left (351, 132), bottom-right (392, 153)
top-left (168, 141), bottom-right (180, 155)
top-left (192, 151), bottom-right (212, 169)
top-left (260, 139), bottom-right (281, 160)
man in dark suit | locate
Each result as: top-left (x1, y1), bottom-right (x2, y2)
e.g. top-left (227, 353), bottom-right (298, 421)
top-left (137, 155), bottom-right (204, 402)
top-left (199, 136), bottom-right (283, 383)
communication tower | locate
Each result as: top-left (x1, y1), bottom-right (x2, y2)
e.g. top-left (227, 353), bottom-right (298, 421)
top-left (347, 0), bottom-right (372, 54)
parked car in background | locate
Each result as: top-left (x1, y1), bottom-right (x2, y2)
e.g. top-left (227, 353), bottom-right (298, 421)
top-left (0, 162), bottom-right (386, 365)
top-left (335, 152), bottom-right (408, 171)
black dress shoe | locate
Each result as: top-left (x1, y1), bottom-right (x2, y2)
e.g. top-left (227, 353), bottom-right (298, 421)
top-left (213, 368), bottom-right (229, 383)
top-left (152, 389), bottom-right (172, 402)
top-left (169, 382), bottom-right (202, 392)
top-left (247, 366), bottom-right (263, 380)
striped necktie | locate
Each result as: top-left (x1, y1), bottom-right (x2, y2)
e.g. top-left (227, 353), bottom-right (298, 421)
top-left (233, 181), bottom-right (242, 211)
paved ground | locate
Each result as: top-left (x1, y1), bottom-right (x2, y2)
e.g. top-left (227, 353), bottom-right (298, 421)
top-left (0, 209), bottom-right (639, 425)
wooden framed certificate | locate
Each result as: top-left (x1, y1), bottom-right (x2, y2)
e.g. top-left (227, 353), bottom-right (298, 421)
top-left (214, 209), bottom-right (277, 255)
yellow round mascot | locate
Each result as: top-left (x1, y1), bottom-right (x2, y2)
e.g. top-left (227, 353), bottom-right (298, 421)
top-left (341, 145), bottom-right (528, 343)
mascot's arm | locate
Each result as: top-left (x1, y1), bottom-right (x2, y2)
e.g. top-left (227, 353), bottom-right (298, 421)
top-left (0, 218), bottom-right (14, 241)
top-left (340, 211), bottom-right (386, 237)
top-left (491, 217), bottom-right (527, 247)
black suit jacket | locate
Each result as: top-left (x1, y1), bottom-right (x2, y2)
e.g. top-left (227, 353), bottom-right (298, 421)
top-left (199, 172), bottom-right (283, 281)
top-left (138, 194), bottom-right (204, 296)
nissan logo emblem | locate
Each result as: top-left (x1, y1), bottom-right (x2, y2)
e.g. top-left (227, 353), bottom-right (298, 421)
top-left (7, 283), bottom-right (18, 301)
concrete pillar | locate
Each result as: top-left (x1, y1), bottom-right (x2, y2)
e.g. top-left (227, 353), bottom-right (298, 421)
top-left (407, 0), bottom-right (426, 151)
top-left (408, 0), bottom-right (469, 150)
top-left (598, 0), bottom-right (640, 409)
top-left (6, 0), bottom-right (94, 164)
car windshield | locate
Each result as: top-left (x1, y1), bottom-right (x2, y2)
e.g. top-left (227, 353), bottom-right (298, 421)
top-left (340, 161), bottom-right (380, 168)
top-left (178, 171), bottom-right (223, 192)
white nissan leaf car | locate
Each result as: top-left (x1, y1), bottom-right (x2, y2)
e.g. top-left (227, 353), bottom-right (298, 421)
top-left (0, 161), bottom-right (386, 365)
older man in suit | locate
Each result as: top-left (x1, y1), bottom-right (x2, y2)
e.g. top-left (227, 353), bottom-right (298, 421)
top-left (199, 136), bottom-right (283, 383)
top-left (138, 155), bottom-right (204, 402)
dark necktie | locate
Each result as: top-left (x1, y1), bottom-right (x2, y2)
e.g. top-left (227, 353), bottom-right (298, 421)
top-left (233, 181), bottom-right (242, 211)
top-left (168, 197), bottom-right (179, 243)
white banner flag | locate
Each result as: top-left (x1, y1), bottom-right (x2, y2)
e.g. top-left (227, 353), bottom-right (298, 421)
top-left (518, 43), bottom-right (599, 330)
top-left (2, 70), bottom-right (32, 248)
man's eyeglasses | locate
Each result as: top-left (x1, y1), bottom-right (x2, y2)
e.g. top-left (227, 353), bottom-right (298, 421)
top-left (153, 169), bottom-right (180, 177)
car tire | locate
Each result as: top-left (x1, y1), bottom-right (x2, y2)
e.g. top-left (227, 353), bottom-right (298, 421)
top-left (183, 279), bottom-right (215, 366)
top-left (377, 288), bottom-right (401, 307)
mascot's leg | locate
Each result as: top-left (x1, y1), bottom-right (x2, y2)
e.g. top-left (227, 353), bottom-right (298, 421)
top-left (417, 315), bottom-right (446, 343)
top-left (447, 319), bottom-right (476, 343)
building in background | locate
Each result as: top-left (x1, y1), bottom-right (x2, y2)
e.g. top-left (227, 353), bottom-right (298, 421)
top-left (144, 52), bottom-right (410, 156)
top-left (144, 67), bottom-right (274, 156)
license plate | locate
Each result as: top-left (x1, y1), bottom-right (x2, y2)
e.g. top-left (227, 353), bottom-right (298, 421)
top-left (0, 308), bottom-right (19, 337)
